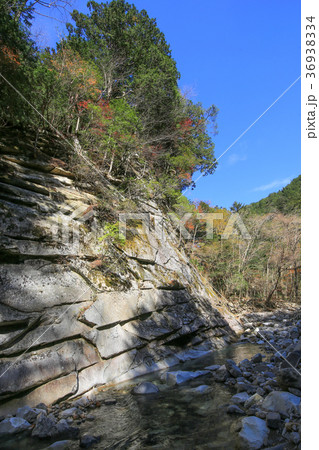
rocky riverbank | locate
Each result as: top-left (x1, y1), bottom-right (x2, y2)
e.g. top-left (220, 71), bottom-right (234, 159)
top-left (0, 308), bottom-right (300, 449)
top-left (226, 308), bottom-right (301, 449)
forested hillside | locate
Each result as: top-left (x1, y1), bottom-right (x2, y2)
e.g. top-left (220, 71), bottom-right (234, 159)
top-left (183, 181), bottom-right (301, 310)
top-left (244, 176), bottom-right (301, 215)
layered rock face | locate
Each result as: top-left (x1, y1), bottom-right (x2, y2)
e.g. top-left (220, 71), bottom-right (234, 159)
top-left (0, 131), bottom-right (241, 414)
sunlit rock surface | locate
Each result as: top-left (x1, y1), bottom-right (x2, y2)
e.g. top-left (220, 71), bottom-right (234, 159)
top-left (0, 131), bottom-right (241, 414)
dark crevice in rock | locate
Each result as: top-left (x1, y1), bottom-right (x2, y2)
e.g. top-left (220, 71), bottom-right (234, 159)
top-left (0, 316), bottom-right (41, 351)
top-left (99, 342), bottom-right (148, 362)
top-left (0, 368), bottom-right (74, 402)
top-left (0, 383), bottom-right (45, 406)
top-left (1, 155), bottom-right (54, 173)
top-left (95, 311), bottom-right (154, 331)
top-left (0, 176), bottom-right (51, 196)
top-left (42, 298), bottom-right (92, 312)
top-left (130, 257), bottom-right (156, 265)
top-left (0, 321), bottom-right (29, 331)
top-left (149, 328), bottom-right (184, 343)
top-left (68, 265), bottom-right (98, 297)
top-left (163, 331), bottom-right (202, 347)
top-left (3, 233), bottom-right (44, 242)
top-left (0, 334), bottom-right (85, 359)
top-left (157, 285), bottom-right (186, 291)
top-left (0, 193), bottom-right (37, 207)
top-left (0, 182), bottom-right (48, 202)
top-left (0, 251), bottom-right (64, 264)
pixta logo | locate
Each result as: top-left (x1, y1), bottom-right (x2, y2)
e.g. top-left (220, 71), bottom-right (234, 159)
top-left (118, 212), bottom-right (251, 241)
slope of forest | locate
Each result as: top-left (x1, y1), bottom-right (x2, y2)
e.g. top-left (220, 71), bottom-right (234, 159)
top-left (244, 175), bottom-right (301, 215)
top-left (185, 179), bottom-right (301, 311)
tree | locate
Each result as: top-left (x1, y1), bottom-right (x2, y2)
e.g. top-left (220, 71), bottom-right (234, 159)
top-left (0, 1), bottom-right (38, 125)
top-left (65, 0), bottom-right (180, 138)
top-left (39, 46), bottom-right (102, 132)
top-left (2, 0), bottom-right (73, 25)
top-left (0, 0), bottom-right (218, 203)
top-left (64, 0), bottom-right (218, 194)
top-left (230, 201), bottom-right (244, 212)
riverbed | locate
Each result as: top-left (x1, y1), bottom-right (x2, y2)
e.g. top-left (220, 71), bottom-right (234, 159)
top-left (2, 342), bottom-right (263, 450)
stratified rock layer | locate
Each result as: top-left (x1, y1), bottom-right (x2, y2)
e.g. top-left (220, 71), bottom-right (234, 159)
top-left (0, 131), bottom-right (241, 414)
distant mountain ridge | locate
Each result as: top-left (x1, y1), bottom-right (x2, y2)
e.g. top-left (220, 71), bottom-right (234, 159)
top-left (245, 175), bottom-right (301, 215)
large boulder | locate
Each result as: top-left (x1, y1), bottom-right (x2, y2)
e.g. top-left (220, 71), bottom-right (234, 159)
top-left (276, 368), bottom-right (301, 390)
top-left (238, 416), bottom-right (269, 449)
top-left (262, 391), bottom-right (300, 417)
top-left (0, 417), bottom-right (31, 437)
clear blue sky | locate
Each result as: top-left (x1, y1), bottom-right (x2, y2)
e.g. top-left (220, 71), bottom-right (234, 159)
top-left (32, 0), bottom-right (301, 209)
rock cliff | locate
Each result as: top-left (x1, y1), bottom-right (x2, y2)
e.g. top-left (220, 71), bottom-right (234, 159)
top-left (0, 130), bottom-right (241, 414)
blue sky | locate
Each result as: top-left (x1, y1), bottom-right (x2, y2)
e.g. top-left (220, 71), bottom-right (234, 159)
top-left (32, 0), bottom-right (301, 209)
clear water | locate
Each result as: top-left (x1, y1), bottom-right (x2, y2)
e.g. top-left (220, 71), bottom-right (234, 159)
top-left (2, 343), bottom-right (264, 450)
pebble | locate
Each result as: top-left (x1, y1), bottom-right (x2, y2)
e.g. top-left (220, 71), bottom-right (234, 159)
top-left (132, 382), bottom-right (159, 395)
top-left (227, 405), bottom-right (245, 415)
top-left (47, 441), bottom-right (72, 449)
top-left (231, 392), bottom-right (250, 405)
top-left (86, 414), bottom-right (95, 421)
top-left (288, 431), bottom-right (301, 444)
top-left (225, 359), bottom-right (242, 378)
top-left (60, 407), bottom-right (79, 419)
top-left (80, 434), bottom-right (101, 448)
top-left (251, 353), bottom-right (263, 364)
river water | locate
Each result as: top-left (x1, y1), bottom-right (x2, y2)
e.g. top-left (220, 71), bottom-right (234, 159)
top-left (4, 342), bottom-right (264, 449)
top-left (74, 342), bottom-right (263, 449)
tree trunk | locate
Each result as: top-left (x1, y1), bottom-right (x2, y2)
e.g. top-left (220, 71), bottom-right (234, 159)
top-left (265, 267), bottom-right (281, 307)
top-left (108, 150), bottom-right (115, 176)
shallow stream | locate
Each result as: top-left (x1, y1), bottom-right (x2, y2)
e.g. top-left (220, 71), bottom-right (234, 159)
top-left (4, 342), bottom-right (265, 449)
